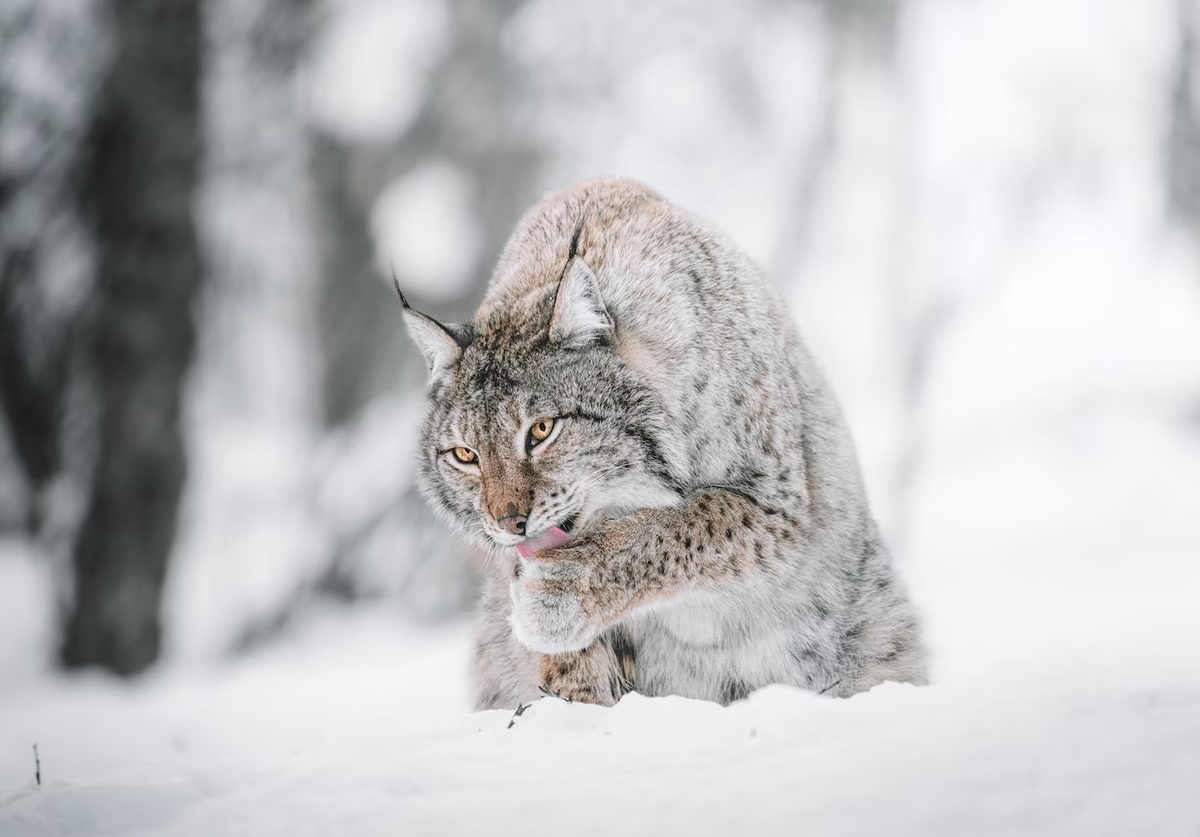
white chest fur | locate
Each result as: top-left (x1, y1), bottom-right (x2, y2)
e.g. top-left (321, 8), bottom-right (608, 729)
top-left (643, 593), bottom-right (728, 647)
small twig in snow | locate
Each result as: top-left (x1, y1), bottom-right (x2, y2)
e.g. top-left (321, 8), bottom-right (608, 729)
top-left (33, 744), bottom-right (40, 787)
top-left (507, 702), bottom-right (530, 729)
top-left (538, 684), bottom-right (573, 703)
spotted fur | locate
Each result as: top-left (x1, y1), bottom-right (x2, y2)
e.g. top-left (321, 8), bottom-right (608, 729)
top-left (402, 178), bottom-right (927, 709)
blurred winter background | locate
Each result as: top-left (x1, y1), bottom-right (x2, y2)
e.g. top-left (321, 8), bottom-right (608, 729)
top-left (2, 0), bottom-right (1200, 833)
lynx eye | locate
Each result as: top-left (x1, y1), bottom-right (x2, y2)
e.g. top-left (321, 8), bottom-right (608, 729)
top-left (451, 446), bottom-right (477, 465)
top-left (526, 417), bottom-right (556, 452)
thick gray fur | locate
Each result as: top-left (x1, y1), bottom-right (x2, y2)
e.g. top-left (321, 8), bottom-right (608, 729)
top-left (401, 178), bottom-right (927, 709)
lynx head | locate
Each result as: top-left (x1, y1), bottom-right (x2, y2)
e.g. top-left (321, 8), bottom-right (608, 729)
top-left (398, 228), bottom-right (681, 553)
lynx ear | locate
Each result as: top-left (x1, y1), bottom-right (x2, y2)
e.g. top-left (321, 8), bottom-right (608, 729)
top-left (549, 257), bottom-right (612, 348)
top-left (394, 279), bottom-right (464, 379)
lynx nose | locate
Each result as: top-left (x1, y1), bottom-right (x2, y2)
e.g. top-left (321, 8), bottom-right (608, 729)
top-left (497, 509), bottom-right (527, 535)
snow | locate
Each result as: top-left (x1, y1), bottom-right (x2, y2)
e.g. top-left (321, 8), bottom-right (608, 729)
top-left (3, 444), bottom-right (1200, 837)
top-left (0, 541), bottom-right (54, 686)
top-left (1, 622), bottom-right (1199, 835)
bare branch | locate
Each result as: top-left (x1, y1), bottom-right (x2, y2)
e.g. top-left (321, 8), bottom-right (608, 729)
top-left (506, 702), bottom-right (531, 729)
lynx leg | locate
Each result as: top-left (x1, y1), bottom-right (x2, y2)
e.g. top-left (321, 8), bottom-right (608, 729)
top-left (538, 629), bottom-right (635, 707)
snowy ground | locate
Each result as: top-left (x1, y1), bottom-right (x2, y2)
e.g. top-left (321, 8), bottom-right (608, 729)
top-left (1, 600), bottom-right (1198, 836)
top-left (2, 433), bottom-right (1200, 836)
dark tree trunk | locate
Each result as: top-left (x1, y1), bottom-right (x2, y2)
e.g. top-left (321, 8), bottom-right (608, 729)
top-left (61, 0), bottom-right (204, 675)
top-left (313, 133), bottom-right (387, 426)
top-left (0, 258), bottom-right (67, 497)
top-left (0, 4), bottom-right (102, 532)
top-left (1167, 0), bottom-right (1200, 229)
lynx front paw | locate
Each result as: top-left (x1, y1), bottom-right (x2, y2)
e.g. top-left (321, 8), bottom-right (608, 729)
top-left (509, 556), bottom-right (601, 654)
top-left (539, 648), bottom-right (625, 707)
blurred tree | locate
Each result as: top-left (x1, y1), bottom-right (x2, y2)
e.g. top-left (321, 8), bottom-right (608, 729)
top-left (0, 2), bottom-right (103, 534)
top-left (61, 0), bottom-right (204, 675)
top-left (1169, 0), bottom-right (1200, 430)
top-left (1167, 0), bottom-right (1200, 229)
top-left (0, 222), bottom-right (71, 534)
top-left (772, 0), bottom-right (902, 282)
top-left (316, 0), bottom-right (541, 427)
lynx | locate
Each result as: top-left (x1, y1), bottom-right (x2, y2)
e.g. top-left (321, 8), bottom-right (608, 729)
top-left (400, 178), bottom-right (926, 708)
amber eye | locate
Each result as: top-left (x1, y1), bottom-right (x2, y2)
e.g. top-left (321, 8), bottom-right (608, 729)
top-left (527, 417), bottom-right (556, 450)
top-left (451, 446), bottom-right (477, 464)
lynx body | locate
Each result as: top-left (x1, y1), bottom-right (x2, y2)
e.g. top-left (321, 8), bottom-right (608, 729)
top-left (401, 178), bottom-right (926, 708)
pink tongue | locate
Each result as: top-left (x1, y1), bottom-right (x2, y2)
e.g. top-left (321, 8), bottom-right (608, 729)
top-left (516, 526), bottom-right (572, 558)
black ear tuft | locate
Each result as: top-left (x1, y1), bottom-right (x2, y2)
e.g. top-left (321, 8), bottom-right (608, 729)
top-left (549, 256), bottom-right (612, 348)
top-left (391, 269), bottom-right (411, 310)
top-left (567, 216), bottom-right (586, 262)
top-left (395, 285), bottom-right (465, 379)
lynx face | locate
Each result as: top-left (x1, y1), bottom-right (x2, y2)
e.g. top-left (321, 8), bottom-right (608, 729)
top-left (402, 256), bottom-right (681, 553)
